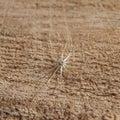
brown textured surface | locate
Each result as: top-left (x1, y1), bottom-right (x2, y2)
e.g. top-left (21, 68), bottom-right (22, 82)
top-left (0, 0), bottom-right (120, 119)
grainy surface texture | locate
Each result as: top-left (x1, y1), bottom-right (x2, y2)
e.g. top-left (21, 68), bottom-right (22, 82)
top-left (0, 0), bottom-right (120, 119)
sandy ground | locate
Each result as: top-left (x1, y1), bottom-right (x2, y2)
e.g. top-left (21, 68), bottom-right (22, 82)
top-left (0, 0), bottom-right (120, 119)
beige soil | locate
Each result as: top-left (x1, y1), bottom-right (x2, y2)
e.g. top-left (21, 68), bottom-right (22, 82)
top-left (0, 0), bottom-right (120, 119)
